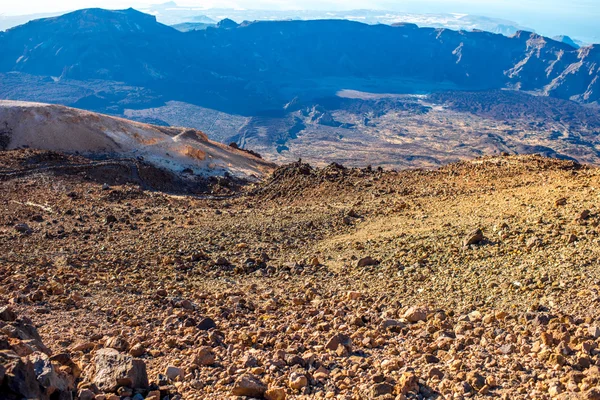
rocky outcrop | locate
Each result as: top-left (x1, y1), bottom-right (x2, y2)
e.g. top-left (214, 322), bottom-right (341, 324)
top-left (91, 348), bottom-right (148, 393)
top-left (0, 306), bottom-right (76, 400)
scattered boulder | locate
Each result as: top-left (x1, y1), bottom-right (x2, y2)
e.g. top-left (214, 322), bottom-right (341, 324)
top-left (92, 348), bottom-right (148, 392)
top-left (555, 197), bottom-right (567, 206)
top-left (403, 307), bottom-right (428, 323)
top-left (231, 373), bottom-right (267, 397)
top-left (357, 256), bottom-right (379, 267)
top-left (396, 372), bottom-right (418, 395)
top-left (215, 257), bottom-right (229, 266)
top-left (325, 333), bottom-right (353, 354)
top-left (288, 372), bottom-right (308, 390)
top-left (165, 365), bottom-right (183, 381)
top-left (526, 236), bottom-right (542, 249)
top-left (265, 387), bottom-right (286, 400)
top-left (0, 306), bottom-right (17, 322)
top-left (463, 228), bottom-right (484, 246)
top-left (31, 352), bottom-right (72, 395)
top-left (129, 343), bottom-right (145, 357)
top-left (371, 382), bottom-right (394, 397)
top-left (197, 317), bottom-right (217, 331)
top-left (14, 223), bottom-right (32, 234)
top-left (105, 336), bottom-right (129, 352)
top-left (78, 388), bottom-right (95, 400)
top-left (194, 347), bottom-right (215, 366)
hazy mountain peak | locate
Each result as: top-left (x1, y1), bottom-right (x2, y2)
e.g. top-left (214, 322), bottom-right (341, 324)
top-left (390, 22), bottom-right (419, 29)
top-left (6, 7), bottom-right (174, 36)
top-left (216, 18), bottom-right (240, 29)
top-left (553, 35), bottom-right (580, 49)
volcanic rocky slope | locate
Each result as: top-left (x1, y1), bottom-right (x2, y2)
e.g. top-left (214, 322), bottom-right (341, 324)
top-left (0, 100), bottom-right (275, 187)
top-left (3, 152), bottom-right (600, 398)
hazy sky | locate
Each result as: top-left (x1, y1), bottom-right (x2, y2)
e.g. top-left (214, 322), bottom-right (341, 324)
top-left (0, 0), bottom-right (597, 16)
top-left (1, 0), bottom-right (598, 41)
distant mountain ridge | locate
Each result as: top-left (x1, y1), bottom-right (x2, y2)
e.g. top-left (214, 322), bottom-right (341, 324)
top-left (0, 8), bottom-right (599, 115)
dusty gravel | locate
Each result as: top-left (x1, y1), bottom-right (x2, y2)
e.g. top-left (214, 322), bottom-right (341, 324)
top-left (2, 151), bottom-right (600, 399)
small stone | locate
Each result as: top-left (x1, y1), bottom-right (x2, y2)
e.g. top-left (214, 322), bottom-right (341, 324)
top-left (396, 372), bottom-right (418, 395)
top-left (548, 353), bottom-right (566, 367)
top-left (424, 354), bottom-right (439, 364)
top-left (429, 367), bottom-right (444, 379)
top-left (463, 228), bottom-right (484, 246)
top-left (371, 382), bottom-right (394, 397)
top-left (467, 371), bottom-right (486, 390)
top-left (197, 317), bottom-right (217, 331)
top-left (105, 336), bottom-right (129, 352)
top-left (288, 372), bottom-right (308, 390)
top-left (526, 236), bottom-right (541, 249)
top-left (165, 366), bottom-right (184, 381)
top-left (403, 306), bottom-right (427, 323)
top-left (14, 223), bottom-right (31, 233)
top-left (232, 374), bottom-right (267, 397)
top-left (78, 389), bottom-right (96, 400)
top-left (194, 346), bottom-right (215, 366)
top-left (357, 256), bottom-right (379, 267)
top-left (583, 388), bottom-right (600, 400)
top-left (555, 197), bottom-right (567, 206)
top-left (146, 390), bottom-right (161, 400)
top-left (548, 384), bottom-right (564, 396)
top-left (179, 299), bottom-right (194, 310)
top-left (70, 341), bottom-right (95, 352)
top-left (265, 387), bottom-right (287, 400)
top-left (347, 291), bottom-right (361, 301)
top-left (129, 343), bottom-right (145, 357)
top-left (498, 344), bottom-right (515, 354)
top-left (380, 359), bottom-right (402, 372)
top-left (216, 257), bottom-right (229, 266)
top-left (28, 291), bottom-right (44, 302)
top-left (580, 210), bottom-right (591, 220)
top-left (0, 306), bottom-right (17, 321)
top-left (313, 366), bottom-right (330, 380)
top-left (325, 333), bottom-right (353, 353)
top-left (589, 326), bottom-right (600, 339)
top-left (381, 319), bottom-right (405, 331)
top-left (190, 379), bottom-right (204, 389)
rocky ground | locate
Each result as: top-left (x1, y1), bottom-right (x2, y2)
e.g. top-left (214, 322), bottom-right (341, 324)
top-left (3, 150), bottom-right (600, 399)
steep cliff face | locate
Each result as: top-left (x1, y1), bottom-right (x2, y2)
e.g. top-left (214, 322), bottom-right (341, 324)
top-left (0, 8), bottom-right (182, 82)
top-left (542, 45), bottom-right (600, 102)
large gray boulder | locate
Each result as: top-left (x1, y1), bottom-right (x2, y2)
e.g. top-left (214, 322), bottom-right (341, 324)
top-left (92, 348), bottom-right (148, 392)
